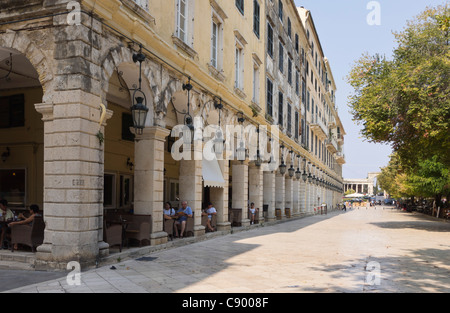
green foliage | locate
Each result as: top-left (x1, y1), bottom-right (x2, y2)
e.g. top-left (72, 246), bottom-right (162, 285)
top-left (345, 189), bottom-right (356, 196)
top-left (347, 5), bottom-right (450, 168)
top-left (378, 154), bottom-right (450, 200)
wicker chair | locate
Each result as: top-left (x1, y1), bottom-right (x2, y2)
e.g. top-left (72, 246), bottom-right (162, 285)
top-left (163, 218), bottom-right (175, 240)
top-left (125, 214), bottom-right (152, 247)
top-left (10, 215), bottom-right (45, 252)
top-left (104, 221), bottom-right (123, 252)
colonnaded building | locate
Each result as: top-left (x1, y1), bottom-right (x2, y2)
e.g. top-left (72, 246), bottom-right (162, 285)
top-left (0, 0), bottom-right (346, 270)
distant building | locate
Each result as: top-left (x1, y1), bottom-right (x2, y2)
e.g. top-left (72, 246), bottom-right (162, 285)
top-left (344, 172), bottom-right (384, 196)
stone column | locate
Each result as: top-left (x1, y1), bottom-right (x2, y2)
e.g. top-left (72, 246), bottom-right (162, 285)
top-left (210, 159), bottom-right (230, 231)
top-left (263, 171), bottom-right (276, 222)
top-left (34, 92), bottom-right (112, 270)
top-left (179, 144), bottom-right (205, 237)
top-left (275, 172), bottom-right (285, 219)
top-left (285, 176), bottom-right (293, 218)
top-left (248, 164), bottom-right (264, 216)
top-left (133, 126), bottom-right (170, 246)
top-left (299, 178), bottom-right (306, 215)
top-left (232, 162), bottom-right (249, 226)
top-left (292, 179), bottom-right (300, 217)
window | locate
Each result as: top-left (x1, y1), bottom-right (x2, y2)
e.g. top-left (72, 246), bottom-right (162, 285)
top-left (295, 34), bottom-right (299, 53)
top-left (252, 63), bottom-right (260, 104)
top-left (0, 94), bottom-right (25, 129)
top-left (315, 135), bottom-right (318, 156)
top-left (287, 57), bottom-right (292, 85)
top-left (301, 80), bottom-right (306, 104)
top-left (211, 20), bottom-right (219, 68)
top-left (278, 0), bottom-right (283, 23)
top-left (278, 92), bottom-right (283, 127)
top-left (119, 175), bottom-right (133, 208)
top-left (236, 0), bottom-right (244, 15)
top-left (295, 70), bottom-right (300, 95)
top-left (287, 18), bottom-right (291, 39)
top-left (267, 23), bottom-right (274, 58)
top-left (176, 0), bottom-right (188, 42)
top-left (0, 169), bottom-right (26, 208)
top-left (295, 111), bottom-right (299, 140)
top-left (287, 102), bottom-right (292, 133)
top-left (235, 43), bottom-right (244, 89)
top-left (211, 8), bottom-right (224, 71)
top-left (279, 42), bottom-right (284, 73)
top-left (253, 0), bottom-right (260, 38)
top-left (306, 125), bottom-right (310, 149)
top-left (267, 78), bottom-right (273, 117)
top-left (306, 90), bottom-right (310, 111)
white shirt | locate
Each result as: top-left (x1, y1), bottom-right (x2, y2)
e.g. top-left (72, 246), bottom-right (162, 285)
top-left (206, 207), bottom-right (216, 219)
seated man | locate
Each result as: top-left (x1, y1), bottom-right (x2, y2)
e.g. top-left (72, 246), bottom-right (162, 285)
top-left (202, 202), bottom-right (216, 232)
top-left (174, 201), bottom-right (192, 238)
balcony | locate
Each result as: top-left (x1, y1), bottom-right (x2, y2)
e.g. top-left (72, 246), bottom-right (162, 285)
top-left (335, 151), bottom-right (346, 165)
top-left (121, 0), bottom-right (154, 24)
top-left (310, 115), bottom-right (328, 140)
top-left (326, 136), bottom-right (338, 154)
top-left (336, 133), bottom-right (344, 145)
top-left (131, 0), bottom-right (149, 11)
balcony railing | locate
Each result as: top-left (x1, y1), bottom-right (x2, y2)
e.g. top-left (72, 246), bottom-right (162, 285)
top-left (336, 133), bottom-right (344, 145)
top-left (335, 151), bottom-right (346, 165)
top-left (326, 136), bottom-right (338, 154)
top-left (310, 115), bottom-right (328, 140)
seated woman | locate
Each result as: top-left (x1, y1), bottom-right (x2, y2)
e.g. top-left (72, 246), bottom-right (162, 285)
top-left (9, 204), bottom-right (41, 250)
top-left (9, 204), bottom-right (41, 227)
top-left (163, 201), bottom-right (177, 239)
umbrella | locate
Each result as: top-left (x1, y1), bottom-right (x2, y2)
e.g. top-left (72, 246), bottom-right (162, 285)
top-left (345, 193), bottom-right (365, 198)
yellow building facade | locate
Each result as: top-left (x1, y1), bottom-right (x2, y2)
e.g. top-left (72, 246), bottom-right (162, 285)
top-left (0, 0), bottom-right (345, 269)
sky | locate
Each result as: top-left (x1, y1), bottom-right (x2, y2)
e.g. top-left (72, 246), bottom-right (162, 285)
top-left (294, 0), bottom-right (447, 179)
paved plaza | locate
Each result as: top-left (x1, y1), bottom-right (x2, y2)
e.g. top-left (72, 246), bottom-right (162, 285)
top-left (2, 207), bottom-right (449, 293)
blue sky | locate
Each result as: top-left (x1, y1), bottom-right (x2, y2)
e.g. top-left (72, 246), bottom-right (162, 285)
top-left (294, 0), bottom-right (447, 179)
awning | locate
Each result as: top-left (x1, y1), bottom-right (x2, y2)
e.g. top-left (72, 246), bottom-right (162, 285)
top-left (202, 158), bottom-right (225, 188)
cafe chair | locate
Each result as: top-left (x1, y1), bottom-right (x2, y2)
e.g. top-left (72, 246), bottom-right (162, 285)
top-left (104, 221), bottom-right (123, 252)
top-left (10, 216), bottom-right (45, 252)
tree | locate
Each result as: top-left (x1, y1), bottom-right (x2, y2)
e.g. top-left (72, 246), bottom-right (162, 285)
top-left (405, 155), bottom-right (450, 205)
top-left (347, 5), bottom-right (450, 169)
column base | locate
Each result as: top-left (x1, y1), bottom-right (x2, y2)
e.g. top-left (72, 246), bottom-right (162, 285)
top-left (150, 231), bottom-right (169, 246)
top-left (241, 218), bottom-right (250, 227)
top-left (194, 225), bottom-right (206, 237)
top-left (217, 222), bottom-right (231, 232)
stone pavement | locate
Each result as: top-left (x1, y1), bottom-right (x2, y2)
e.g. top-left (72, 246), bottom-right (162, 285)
top-left (2, 207), bottom-right (450, 293)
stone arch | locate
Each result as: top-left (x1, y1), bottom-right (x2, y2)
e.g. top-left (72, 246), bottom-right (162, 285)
top-left (100, 44), bottom-right (189, 128)
top-left (0, 30), bottom-right (54, 102)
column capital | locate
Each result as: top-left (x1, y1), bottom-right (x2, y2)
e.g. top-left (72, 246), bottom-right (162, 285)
top-left (35, 103), bottom-right (54, 121)
top-left (133, 126), bottom-right (171, 142)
